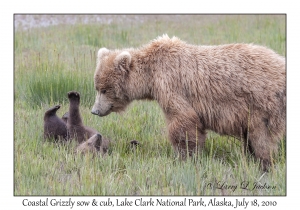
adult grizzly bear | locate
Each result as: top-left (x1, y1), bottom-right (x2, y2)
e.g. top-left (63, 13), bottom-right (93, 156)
top-left (44, 105), bottom-right (68, 141)
top-left (91, 35), bottom-right (286, 171)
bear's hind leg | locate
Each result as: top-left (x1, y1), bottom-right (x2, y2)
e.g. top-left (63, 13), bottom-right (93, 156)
top-left (248, 127), bottom-right (278, 172)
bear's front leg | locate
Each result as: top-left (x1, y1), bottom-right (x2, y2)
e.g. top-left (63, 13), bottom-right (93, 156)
top-left (165, 104), bottom-right (206, 159)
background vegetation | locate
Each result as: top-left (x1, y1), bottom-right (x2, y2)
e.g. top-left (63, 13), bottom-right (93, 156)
top-left (14, 14), bottom-right (286, 195)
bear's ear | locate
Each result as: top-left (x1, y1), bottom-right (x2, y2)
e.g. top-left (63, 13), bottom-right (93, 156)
top-left (97, 48), bottom-right (109, 58)
top-left (95, 134), bottom-right (102, 149)
top-left (114, 51), bottom-right (131, 73)
top-left (97, 48), bottom-right (109, 64)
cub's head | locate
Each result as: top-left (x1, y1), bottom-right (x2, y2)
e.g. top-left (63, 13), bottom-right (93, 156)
top-left (62, 112), bottom-right (69, 123)
top-left (76, 133), bottom-right (102, 154)
top-left (91, 48), bottom-right (132, 117)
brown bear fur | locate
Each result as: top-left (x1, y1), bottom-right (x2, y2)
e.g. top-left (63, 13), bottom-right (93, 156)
top-left (76, 133), bottom-right (109, 155)
top-left (44, 105), bottom-right (68, 141)
top-left (62, 112), bottom-right (69, 123)
top-left (67, 91), bottom-right (99, 144)
top-left (130, 140), bottom-right (140, 147)
top-left (91, 35), bottom-right (286, 171)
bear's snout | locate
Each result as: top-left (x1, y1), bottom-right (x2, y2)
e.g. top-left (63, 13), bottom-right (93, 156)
top-left (91, 109), bottom-right (100, 116)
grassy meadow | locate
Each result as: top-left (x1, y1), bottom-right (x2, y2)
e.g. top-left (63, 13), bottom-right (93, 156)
top-left (14, 15), bottom-right (286, 196)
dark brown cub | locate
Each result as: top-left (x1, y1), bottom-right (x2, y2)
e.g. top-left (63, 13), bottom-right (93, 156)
top-left (67, 91), bottom-right (99, 143)
top-left (44, 105), bottom-right (67, 141)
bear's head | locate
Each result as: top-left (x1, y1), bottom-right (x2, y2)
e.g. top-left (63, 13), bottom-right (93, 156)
top-left (91, 48), bottom-right (132, 117)
top-left (76, 133), bottom-right (102, 154)
top-left (62, 112), bottom-right (69, 123)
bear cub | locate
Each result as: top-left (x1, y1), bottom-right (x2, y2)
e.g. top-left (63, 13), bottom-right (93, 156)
top-left (62, 112), bottom-right (69, 123)
top-left (67, 91), bottom-right (109, 154)
top-left (44, 105), bottom-right (68, 141)
top-left (67, 91), bottom-right (98, 143)
top-left (76, 133), bottom-right (108, 155)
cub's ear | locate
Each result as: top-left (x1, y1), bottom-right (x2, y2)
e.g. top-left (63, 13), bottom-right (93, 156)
top-left (114, 51), bottom-right (131, 72)
top-left (95, 134), bottom-right (102, 149)
top-left (97, 48), bottom-right (109, 64)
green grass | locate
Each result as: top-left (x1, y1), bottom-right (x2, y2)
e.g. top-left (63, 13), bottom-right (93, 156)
top-left (14, 14), bottom-right (286, 195)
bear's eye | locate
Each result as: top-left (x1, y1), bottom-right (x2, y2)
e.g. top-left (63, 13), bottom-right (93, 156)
top-left (101, 89), bottom-right (107, 94)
